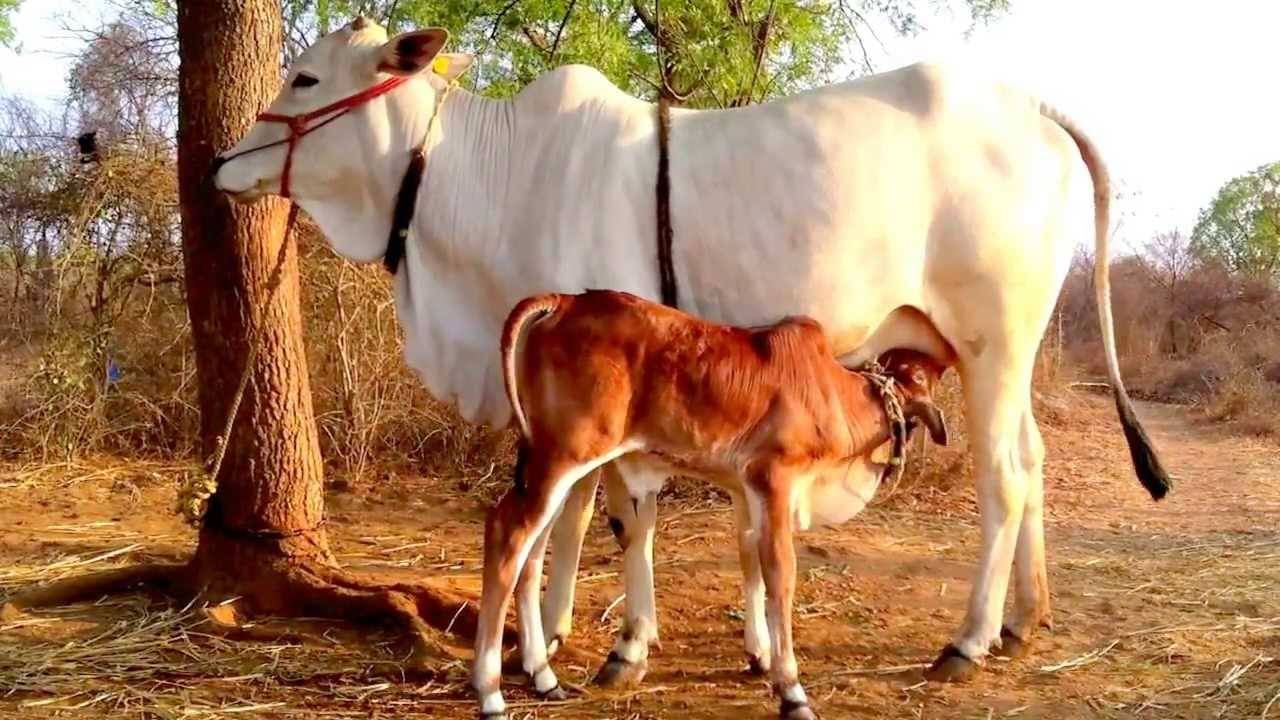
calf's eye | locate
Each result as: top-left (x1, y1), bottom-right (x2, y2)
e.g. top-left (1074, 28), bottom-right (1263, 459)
top-left (292, 73), bottom-right (319, 89)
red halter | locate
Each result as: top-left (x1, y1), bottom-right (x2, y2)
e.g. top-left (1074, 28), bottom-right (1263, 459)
top-left (221, 75), bottom-right (410, 198)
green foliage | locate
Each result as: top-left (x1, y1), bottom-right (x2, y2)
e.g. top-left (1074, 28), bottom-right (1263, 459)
top-left (0, 0), bottom-right (21, 47)
top-left (1190, 162), bottom-right (1280, 277)
top-left (290, 0), bottom-right (1008, 107)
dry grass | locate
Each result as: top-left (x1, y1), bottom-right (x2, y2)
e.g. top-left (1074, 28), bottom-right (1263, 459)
top-left (2, 394), bottom-right (1280, 719)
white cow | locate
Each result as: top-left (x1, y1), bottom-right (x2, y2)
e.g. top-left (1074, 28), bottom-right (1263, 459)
top-left (214, 18), bottom-right (1170, 720)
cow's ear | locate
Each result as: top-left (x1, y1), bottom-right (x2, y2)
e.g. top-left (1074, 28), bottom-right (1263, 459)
top-left (430, 52), bottom-right (474, 84)
top-left (377, 28), bottom-right (449, 76)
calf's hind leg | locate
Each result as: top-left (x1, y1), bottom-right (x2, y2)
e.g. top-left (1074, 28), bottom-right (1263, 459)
top-left (472, 446), bottom-right (630, 719)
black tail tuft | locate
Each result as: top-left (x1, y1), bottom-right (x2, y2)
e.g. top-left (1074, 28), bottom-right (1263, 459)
top-left (1113, 391), bottom-right (1172, 500)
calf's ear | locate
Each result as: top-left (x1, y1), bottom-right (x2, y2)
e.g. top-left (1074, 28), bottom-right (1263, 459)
top-left (378, 28), bottom-right (449, 76)
top-left (905, 400), bottom-right (948, 446)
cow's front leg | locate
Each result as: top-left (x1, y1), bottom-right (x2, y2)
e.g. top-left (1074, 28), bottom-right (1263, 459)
top-left (733, 490), bottom-right (771, 675)
top-left (595, 461), bottom-right (661, 687)
top-left (748, 463), bottom-right (815, 720)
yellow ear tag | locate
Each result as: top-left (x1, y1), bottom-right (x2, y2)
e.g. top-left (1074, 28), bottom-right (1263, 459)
top-left (432, 57), bottom-right (450, 75)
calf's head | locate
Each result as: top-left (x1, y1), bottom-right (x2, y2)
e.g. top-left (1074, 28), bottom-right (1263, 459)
top-left (878, 349), bottom-right (950, 446)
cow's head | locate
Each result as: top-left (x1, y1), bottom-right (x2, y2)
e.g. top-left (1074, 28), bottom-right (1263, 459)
top-left (879, 348), bottom-right (950, 446)
top-left (212, 17), bottom-right (471, 205)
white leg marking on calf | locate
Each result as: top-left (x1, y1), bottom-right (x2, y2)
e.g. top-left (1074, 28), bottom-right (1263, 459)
top-left (479, 691), bottom-right (506, 716)
top-left (734, 493), bottom-right (770, 666)
top-left (517, 526), bottom-right (552, 678)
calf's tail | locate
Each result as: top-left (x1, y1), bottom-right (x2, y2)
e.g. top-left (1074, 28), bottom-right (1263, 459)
top-left (500, 294), bottom-right (562, 442)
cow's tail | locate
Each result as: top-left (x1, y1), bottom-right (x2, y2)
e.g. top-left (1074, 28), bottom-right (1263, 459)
top-left (501, 293), bottom-right (562, 442)
top-left (1041, 103), bottom-right (1171, 500)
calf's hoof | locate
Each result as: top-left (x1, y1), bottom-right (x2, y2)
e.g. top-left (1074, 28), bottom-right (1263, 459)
top-left (780, 698), bottom-right (818, 720)
top-left (535, 684), bottom-right (569, 701)
top-left (747, 653), bottom-right (770, 676)
top-left (923, 644), bottom-right (978, 683)
top-left (991, 626), bottom-right (1030, 659)
top-left (479, 712), bottom-right (507, 720)
top-left (594, 651), bottom-right (648, 688)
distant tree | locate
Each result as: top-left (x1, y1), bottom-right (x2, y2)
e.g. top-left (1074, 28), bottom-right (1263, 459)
top-left (67, 14), bottom-right (178, 141)
top-left (1190, 162), bottom-right (1280, 278)
top-left (0, 0), bottom-right (20, 47)
top-left (282, 0), bottom-right (1009, 106)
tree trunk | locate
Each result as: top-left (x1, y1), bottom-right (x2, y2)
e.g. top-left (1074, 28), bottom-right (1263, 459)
top-left (175, 0), bottom-right (334, 607)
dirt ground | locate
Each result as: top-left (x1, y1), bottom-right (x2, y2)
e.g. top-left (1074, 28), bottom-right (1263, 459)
top-left (1, 393), bottom-right (1278, 719)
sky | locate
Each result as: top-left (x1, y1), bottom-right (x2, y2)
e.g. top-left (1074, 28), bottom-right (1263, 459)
top-left (2, 0), bottom-right (1278, 250)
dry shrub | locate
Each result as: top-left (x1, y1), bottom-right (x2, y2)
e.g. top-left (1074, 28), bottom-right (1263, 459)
top-left (0, 203), bottom-right (514, 487)
top-left (1058, 242), bottom-right (1279, 440)
top-left (1204, 366), bottom-right (1280, 437)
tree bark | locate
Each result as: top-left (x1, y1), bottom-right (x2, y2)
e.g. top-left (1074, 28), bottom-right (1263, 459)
top-left (175, 0), bottom-right (334, 604)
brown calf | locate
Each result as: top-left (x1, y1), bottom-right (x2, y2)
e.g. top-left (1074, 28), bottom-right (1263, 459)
top-left (472, 290), bottom-right (950, 720)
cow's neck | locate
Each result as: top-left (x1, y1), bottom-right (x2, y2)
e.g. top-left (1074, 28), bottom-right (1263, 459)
top-left (391, 88), bottom-right (517, 425)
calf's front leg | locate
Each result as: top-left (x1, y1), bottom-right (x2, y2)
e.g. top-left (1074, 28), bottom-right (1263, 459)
top-left (734, 490), bottom-right (772, 675)
top-left (748, 463), bottom-right (816, 720)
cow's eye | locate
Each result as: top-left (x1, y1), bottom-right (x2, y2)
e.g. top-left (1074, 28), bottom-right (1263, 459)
top-left (292, 73), bottom-right (319, 89)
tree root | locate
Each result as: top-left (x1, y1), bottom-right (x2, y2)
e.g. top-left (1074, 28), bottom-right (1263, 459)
top-left (2, 562), bottom-right (183, 620)
top-left (1, 550), bottom-right (516, 674)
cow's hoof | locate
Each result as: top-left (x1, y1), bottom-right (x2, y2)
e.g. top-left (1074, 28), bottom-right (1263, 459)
top-left (594, 651), bottom-right (647, 687)
top-left (991, 626), bottom-right (1030, 659)
top-left (780, 698), bottom-right (818, 720)
top-left (479, 712), bottom-right (508, 720)
top-left (747, 653), bottom-right (770, 676)
top-left (924, 644), bottom-right (978, 683)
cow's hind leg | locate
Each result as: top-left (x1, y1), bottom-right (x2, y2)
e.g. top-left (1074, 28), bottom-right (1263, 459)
top-left (994, 404), bottom-right (1052, 658)
top-left (595, 460), bottom-right (661, 687)
top-left (472, 447), bottom-right (626, 719)
top-left (540, 468), bottom-right (601, 656)
top-left (925, 352), bottom-right (1033, 683)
